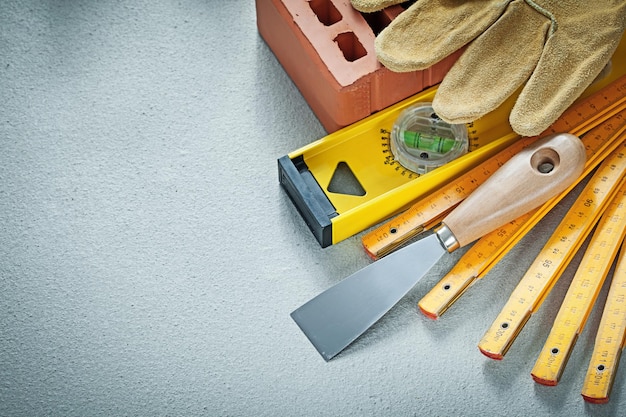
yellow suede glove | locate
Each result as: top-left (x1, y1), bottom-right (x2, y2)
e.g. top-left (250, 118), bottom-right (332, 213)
top-left (352, 0), bottom-right (626, 136)
top-left (351, 0), bottom-right (407, 13)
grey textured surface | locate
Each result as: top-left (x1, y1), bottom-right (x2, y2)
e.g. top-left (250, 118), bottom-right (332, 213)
top-left (1, 1), bottom-right (624, 416)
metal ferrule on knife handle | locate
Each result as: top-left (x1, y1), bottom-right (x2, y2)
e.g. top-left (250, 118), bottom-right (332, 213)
top-left (434, 223), bottom-right (460, 253)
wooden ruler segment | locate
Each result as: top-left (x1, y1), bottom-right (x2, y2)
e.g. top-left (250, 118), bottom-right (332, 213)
top-left (362, 75), bottom-right (626, 260)
top-left (531, 183), bottom-right (626, 386)
top-left (478, 142), bottom-right (626, 360)
top-left (418, 112), bottom-right (626, 319)
top-left (582, 244), bottom-right (626, 404)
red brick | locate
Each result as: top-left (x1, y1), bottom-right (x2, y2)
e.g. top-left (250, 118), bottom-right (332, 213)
top-left (256, 0), bottom-right (460, 132)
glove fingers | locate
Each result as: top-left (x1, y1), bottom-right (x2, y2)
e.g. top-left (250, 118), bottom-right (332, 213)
top-left (511, 29), bottom-right (624, 136)
top-left (351, 0), bottom-right (407, 13)
top-left (433, 0), bottom-right (550, 124)
top-left (375, 0), bottom-right (511, 72)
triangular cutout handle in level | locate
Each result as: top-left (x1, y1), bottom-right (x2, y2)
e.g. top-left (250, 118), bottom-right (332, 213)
top-left (327, 161), bottom-right (366, 196)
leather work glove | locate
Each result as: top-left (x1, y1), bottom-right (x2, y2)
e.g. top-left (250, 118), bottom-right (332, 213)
top-left (351, 0), bottom-right (626, 136)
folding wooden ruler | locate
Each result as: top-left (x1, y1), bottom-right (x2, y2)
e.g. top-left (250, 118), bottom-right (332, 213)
top-left (478, 142), bottom-right (626, 361)
top-left (280, 38), bottom-right (626, 247)
top-left (417, 107), bottom-right (626, 319)
top-left (531, 184), bottom-right (626, 388)
top-left (478, 168), bottom-right (626, 402)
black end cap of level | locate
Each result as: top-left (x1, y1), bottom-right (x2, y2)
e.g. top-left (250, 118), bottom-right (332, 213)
top-left (278, 155), bottom-right (337, 248)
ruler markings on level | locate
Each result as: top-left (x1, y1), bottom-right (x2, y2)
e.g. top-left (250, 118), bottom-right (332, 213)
top-left (477, 142), bottom-right (626, 360)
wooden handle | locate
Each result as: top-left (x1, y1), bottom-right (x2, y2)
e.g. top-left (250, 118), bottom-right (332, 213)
top-left (441, 133), bottom-right (586, 249)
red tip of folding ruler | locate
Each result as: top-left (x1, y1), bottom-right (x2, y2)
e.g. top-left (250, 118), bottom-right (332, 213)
top-left (582, 395), bottom-right (609, 404)
top-left (531, 375), bottom-right (558, 386)
top-left (418, 305), bottom-right (439, 320)
top-left (363, 247), bottom-right (378, 261)
top-left (479, 348), bottom-right (503, 360)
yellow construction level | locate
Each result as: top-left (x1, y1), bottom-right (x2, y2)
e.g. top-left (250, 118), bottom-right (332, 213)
top-left (279, 87), bottom-right (518, 247)
top-left (531, 183), bottom-right (626, 386)
top-left (582, 244), bottom-right (626, 404)
top-left (279, 38), bottom-right (626, 247)
top-left (478, 142), bottom-right (626, 360)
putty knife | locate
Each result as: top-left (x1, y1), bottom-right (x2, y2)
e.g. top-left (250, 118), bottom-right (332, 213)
top-left (291, 133), bottom-right (587, 361)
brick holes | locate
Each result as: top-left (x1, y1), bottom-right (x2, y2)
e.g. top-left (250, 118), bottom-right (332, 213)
top-left (334, 32), bottom-right (367, 62)
top-left (308, 0), bottom-right (342, 26)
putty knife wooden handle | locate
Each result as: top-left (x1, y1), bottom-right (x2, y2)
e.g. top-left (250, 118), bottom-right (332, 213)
top-left (291, 133), bottom-right (586, 361)
top-left (436, 132), bottom-right (587, 251)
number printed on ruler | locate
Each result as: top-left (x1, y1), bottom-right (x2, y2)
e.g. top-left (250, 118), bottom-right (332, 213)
top-left (582, 243), bottom-right (626, 403)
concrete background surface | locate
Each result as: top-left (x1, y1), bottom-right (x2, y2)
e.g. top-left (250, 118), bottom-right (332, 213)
top-left (1, 1), bottom-right (624, 416)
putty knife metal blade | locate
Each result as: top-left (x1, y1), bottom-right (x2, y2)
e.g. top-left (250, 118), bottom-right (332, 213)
top-left (291, 234), bottom-right (445, 361)
top-left (291, 133), bottom-right (587, 360)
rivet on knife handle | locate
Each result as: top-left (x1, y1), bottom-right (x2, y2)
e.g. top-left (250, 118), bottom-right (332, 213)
top-left (291, 133), bottom-right (586, 361)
